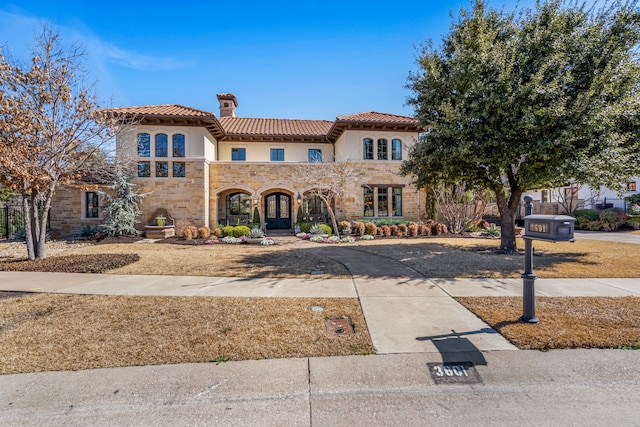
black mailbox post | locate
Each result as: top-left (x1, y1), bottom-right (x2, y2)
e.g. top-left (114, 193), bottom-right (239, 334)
top-left (520, 198), bottom-right (576, 323)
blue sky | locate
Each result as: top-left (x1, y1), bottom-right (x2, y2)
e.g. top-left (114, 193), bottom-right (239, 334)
top-left (1, 0), bottom-right (547, 120)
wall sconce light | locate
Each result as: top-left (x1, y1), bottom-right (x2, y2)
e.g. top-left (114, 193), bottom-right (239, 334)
top-left (253, 197), bottom-right (259, 206)
top-left (297, 193), bottom-right (303, 204)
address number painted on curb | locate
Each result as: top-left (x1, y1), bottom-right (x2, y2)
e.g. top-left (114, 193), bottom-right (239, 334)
top-left (427, 362), bottom-right (482, 384)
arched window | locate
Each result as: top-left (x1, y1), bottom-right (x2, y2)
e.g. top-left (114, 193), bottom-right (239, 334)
top-left (377, 139), bottom-right (388, 160)
top-left (392, 139), bottom-right (402, 160)
top-left (155, 134), bottom-right (168, 157)
top-left (172, 134), bottom-right (185, 157)
top-left (226, 193), bottom-right (251, 216)
top-left (363, 138), bottom-right (373, 160)
top-left (137, 133), bottom-right (150, 157)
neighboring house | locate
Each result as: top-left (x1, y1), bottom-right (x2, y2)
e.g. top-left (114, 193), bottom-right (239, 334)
top-left (50, 93), bottom-right (424, 236)
top-left (525, 178), bottom-right (640, 215)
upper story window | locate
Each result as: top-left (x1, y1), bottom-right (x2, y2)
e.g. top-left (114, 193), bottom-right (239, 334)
top-left (155, 134), bottom-right (168, 157)
top-left (232, 148), bottom-right (246, 161)
top-left (377, 139), bottom-right (388, 160)
top-left (628, 181), bottom-right (637, 192)
top-left (363, 138), bottom-right (374, 160)
top-left (308, 149), bottom-right (322, 163)
top-left (392, 139), bottom-right (402, 160)
top-left (137, 133), bottom-right (150, 157)
top-left (172, 134), bottom-right (185, 157)
top-left (270, 148), bottom-right (284, 162)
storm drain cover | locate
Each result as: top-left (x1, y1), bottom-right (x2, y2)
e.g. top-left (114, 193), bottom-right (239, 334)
top-left (325, 318), bottom-right (354, 337)
top-left (427, 362), bottom-right (482, 384)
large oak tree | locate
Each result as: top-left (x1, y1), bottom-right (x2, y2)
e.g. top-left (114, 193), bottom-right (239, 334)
top-left (0, 26), bottom-right (123, 259)
top-left (402, 0), bottom-right (640, 253)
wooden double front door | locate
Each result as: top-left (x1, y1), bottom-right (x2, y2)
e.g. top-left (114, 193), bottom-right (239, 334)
top-left (265, 192), bottom-right (291, 229)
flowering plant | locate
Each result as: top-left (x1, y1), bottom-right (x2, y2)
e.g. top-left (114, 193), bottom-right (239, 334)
top-left (340, 236), bottom-right (356, 243)
top-left (296, 232), bottom-right (310, 239)
top-left (261, 238), bottom-right (275, 246)
top-left (310, 235), bottom-right (324, 242)
top-left (222, 236), bottom-right (242, 244)
top-left (360, 234), bottom-right (374, 240)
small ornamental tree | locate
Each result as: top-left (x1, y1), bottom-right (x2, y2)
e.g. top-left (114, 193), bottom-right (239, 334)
top-left (0, 25), bottom-right (127, 259)
top-left (100, 170), bottom-right (150, 236)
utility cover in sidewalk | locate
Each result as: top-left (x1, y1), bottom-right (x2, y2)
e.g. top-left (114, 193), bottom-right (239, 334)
top-left (326, 318), bottom-right (354, 337)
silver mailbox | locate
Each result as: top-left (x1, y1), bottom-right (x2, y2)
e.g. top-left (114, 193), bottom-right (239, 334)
top-left (523, 214), bottom-right (576, 242)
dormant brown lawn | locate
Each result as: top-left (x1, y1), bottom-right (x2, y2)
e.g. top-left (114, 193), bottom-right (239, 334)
top-left (0, 292), bottom-right (372, 375)
top-left (0, 234), bottom-right (638, 374)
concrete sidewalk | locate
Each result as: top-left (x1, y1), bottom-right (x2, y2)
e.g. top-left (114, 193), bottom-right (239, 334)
top-left (1, 271), bottom-right (638, 355)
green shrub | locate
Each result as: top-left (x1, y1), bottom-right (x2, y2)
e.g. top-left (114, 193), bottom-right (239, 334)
top-left (222, 226), bottom-right (235, 237)
top-left (252, 207), bottom-right (261, 225)
top-left (572, 209), bottom-right (599, 222)
top-left (233, 225), bottom-right (251, 237)
top-left (299, 223), bottom-right (312, 233)
top-left (296, 205), bottom-right (304, 224)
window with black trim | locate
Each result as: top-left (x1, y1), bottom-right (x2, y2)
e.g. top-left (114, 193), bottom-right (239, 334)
top-left (156, 161), bottom-right (169, 177)
top-left (138, 161), bottom-right (150, 177)
top-left (155, 134), bottom-right (168, 157)
top-left (363, 138), bottom-right (373, 160)
top-left (173, 162), bottom-right (185, 178)
top-left (270, 148), bottom-right (284, 162)
top-left (172, 134), bottom-right (185, 157)
top-left (392, 139), bottom-right (402, 160)
top-left (364, 187), bottom-right (374, 217)
top-left (308, 149), bottom-right (322, 162)
top-left (137, 133), bottom-right (150, 157)
top-left (232, 148), bottom-right (246, 161)
top-left (363, 186), bottom-right (403, 217)
top-left (628, 181), bottom-right (637, 191)
top-left (85, 191), bottom-right (99, 218)
top-left (377, 139), bottom-right (388, 160)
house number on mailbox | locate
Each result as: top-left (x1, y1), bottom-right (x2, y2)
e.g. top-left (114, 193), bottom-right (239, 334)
top-left (529, 222), bottom-right (548, 233)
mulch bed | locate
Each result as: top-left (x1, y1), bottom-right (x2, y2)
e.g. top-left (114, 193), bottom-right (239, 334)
top-left (0, 254), bottom-right (141, 273)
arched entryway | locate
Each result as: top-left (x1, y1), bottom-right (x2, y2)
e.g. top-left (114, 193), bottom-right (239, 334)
top-left (265, 192), bottom-right (291, 229)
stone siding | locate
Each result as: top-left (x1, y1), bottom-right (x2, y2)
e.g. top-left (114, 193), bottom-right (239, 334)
top-left (132, 160), bottom-right (209, 230)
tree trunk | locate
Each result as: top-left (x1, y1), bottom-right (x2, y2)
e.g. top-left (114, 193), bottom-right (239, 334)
top-left (22, 194), bottom-right (36, 260)
top-left (319, 194), bottom-right (339, 236)
top-left (424, 184), bottom-right (438, 220)
top-left (494, 185), bottom-right (522, 254)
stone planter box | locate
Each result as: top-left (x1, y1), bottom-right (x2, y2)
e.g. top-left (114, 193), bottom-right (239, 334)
top-left (145, 225), bottom-right (175, 239)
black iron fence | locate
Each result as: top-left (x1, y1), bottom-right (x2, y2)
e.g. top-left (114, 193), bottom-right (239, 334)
top-left (0, 203), bottom-right (24, 239)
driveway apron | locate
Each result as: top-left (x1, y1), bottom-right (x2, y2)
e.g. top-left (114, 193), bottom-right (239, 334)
top-left (312, 246), bottom-right (517, 354)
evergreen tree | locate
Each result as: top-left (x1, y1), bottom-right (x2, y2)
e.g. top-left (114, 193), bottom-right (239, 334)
top-left (100, 170), bottom-right (149, 236)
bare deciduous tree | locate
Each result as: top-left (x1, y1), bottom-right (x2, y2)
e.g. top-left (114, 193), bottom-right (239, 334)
top-left (436, 183), bottom-right (491, 234)
top-left (292, 159), bottom-right (366, 235)
top-left (0, 25), bottom-right (127, 259)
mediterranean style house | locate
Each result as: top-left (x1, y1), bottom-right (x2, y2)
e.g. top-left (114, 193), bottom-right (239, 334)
top-left (50, 93), bottom-right (424, 236)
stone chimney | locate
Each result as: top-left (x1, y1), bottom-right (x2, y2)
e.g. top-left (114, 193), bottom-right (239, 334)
top-left (216, 93), bottom-right (238, 117)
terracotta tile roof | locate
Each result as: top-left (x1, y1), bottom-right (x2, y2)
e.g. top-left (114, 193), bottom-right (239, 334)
top-left (218, 117), bottom-right (333, 137)
top-left (336, 111), bottom-right (417, 124)
top-left (105, 104), bottom-right (217, 118)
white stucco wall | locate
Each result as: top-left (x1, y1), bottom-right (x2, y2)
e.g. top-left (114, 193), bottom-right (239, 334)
top-left (116, 125), bottom-right (217, 162)
top-left (334, 130), bottom-right (417, 162)
top-left (218, 141), bottom-right (334, 162)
